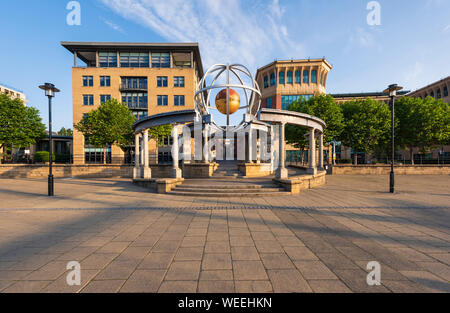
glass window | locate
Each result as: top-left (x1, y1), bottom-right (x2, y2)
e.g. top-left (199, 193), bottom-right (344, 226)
top-left (121, 77), bottom-right (147, 90)
top-left (120, 52), bottom-right (149, 68)
top-left (444, 86), bottom-right (449, 97)
top-left (430, 91), bottom-right (434, 98)
top-left (281, 95), bottom-right (313, 110)
top-left (303, 70), bottom-right (309, 84)
top-left (100, 95), bottom-right (111, 104)
top-left (174, 76), bottom-right (185, 87)
top-left (279, 71), bottom-right (285, 84)
top-left (295, 71), bottom-right (301, 84)
top-left (121, 93), bottom-right (147, 108)
top-left (437, 89), bottom-right (441, 99)
top-left (157, 76), bottom-right (168, 87)
top-left (266, 97), bottom-right (273, 109)
top-left (152, 53), bottom-right (170, 68)
top-left (270, 73), bottom-right (276, 86)
top-left (174, 95), bottom-right (185, 106)
top-left (264, 76), bottom-right (269, 88)
top-left (83, 95), bottom-right (94, 106)
top-left (83, 76), bottom-right (93, 87)
top-left (157, 95), bottom-right (168, 106)
top-left (287, 71), bottom-right (293, 84)
top-left (311, 70), bottom-right (317, 84)
top-left (99, 52), bottom-right (117, 67)
top-left (100, 76), bottom-right (110, 87)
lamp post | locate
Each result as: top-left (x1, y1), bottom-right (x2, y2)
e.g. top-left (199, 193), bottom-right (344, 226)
top-left (39, 83), bottom-right (60, 196)
top-left (383, 84), bottom-right (403, 193)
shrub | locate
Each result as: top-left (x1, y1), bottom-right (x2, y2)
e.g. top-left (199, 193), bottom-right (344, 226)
top-left (34, 151), bottom-right (55, 163)
top-left (338, 158), bottom-right (352, 164)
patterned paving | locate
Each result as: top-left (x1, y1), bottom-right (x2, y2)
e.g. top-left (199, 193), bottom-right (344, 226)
top-left (0, 175), bottom-right (448, 292)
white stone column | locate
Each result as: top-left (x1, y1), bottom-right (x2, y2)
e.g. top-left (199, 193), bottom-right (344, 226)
top-left (133, 133), bottom-right (140, 179)
top-left (171, 125), bottom-right (182, 178)
top-left (319, 132), bottom-right (324, 170)
top-left (257, 135), bottom-right (261, 164)
top-left (248, 128), bottom-right (254, 163)
top-left (276, 122), bottom-right (288, 179)
top-left (307, 128), bottom-right (317, 175)
top-left (203, 124), bottom-right (210, 163)
top-left (142, 129), bottom-right (151, 179)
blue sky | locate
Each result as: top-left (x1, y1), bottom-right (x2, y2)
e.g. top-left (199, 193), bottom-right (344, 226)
top-left (0, 0), bottom-right (449, 130)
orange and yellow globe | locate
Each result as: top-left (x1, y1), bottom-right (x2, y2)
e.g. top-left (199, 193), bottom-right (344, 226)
top-left (215, 89), bottom-right (240, 115)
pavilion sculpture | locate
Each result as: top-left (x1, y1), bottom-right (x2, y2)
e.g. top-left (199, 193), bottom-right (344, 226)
top-left (132, 63), bottom-right (326, 183)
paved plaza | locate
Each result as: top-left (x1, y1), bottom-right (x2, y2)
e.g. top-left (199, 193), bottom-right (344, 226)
top-left (0, 175), bottom-right (448, 293)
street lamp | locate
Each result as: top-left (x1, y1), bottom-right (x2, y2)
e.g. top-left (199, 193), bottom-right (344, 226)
top-left (39, 83), bottom-right (60, 196)
top-left (383, 83), bottom-right (403, 193)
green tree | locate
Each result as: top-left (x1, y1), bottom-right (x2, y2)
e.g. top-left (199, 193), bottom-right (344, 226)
top-left (74, 99), bottom-right (135, 163)
top-left (57, 127), bottom-right (73, 137)
top-left (395, 96), bottom-right (450, 164)
top-left (339, 98), bottom-right (391, 165)
top-left (0, 93), bottom-right (46, 161)
top-left (285, 95), bottom-right (344, 159)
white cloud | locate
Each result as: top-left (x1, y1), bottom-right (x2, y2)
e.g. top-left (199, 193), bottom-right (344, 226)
top-left (101, 17), bottom-right (126, 34)
top-left (98, 0), bottom-right (305, 71)
top-left (443, 24), bottom-right (450, 33)
top-left (403, 61), bottom-right (425, 90)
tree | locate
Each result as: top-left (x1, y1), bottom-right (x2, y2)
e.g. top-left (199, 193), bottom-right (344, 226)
top-left (339, 98), bottom-right (391, 165)
top-left (0, 93), bottom-right (46, 161)
top-left (395, 96), bottom-right (450, 164)
top-left (58, 127), bottom-right (73, 137)
top-left (75, 99), bottom-right (135, 163)
top-left (285, 95), bottom-right (344, 160)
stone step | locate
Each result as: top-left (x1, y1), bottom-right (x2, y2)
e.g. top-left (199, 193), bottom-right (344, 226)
top-left (167, 191), bottom-right (292, 197)
top-left (174, 187), bottom-right (283, 193)
top-left (180, 184), bottom-right (263, 189)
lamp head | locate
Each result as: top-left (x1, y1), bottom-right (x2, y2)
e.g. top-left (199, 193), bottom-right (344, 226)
top-left (39, 83), bottom-right (60, 98)
top-left (383, 84), bottom-right (403, 97)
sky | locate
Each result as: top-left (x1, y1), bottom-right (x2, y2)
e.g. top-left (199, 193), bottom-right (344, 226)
top-left (0, 0), bottom-right (449, 130)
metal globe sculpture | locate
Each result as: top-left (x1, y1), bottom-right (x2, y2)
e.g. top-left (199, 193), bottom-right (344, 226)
top-left (195, 63), bottom-right (261, 131)
top-left (215, 89), bottom-right (240, 115)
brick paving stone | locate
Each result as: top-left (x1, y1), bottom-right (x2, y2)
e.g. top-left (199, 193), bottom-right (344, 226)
top-left (152, 240), bottom-right (180, 253)
top-left (198, 280), bottom-right (234, 293)
top-left (316, 252), bottom-right (359, 270)
top-left (382, 280), bottom-right (431, 293)
top-left (254, 241), bottom-right (284, 253)
top-left (267, 269), bottom-right (312, 293)
top-left (180, 237), bottom-right (206, 248)
top-left (95, 242), bottom-right (129, 254)
top-left (251, 232), bottom-right (276, 241)
top-left (3, 280), bottom-right (51, 293)
top-left (207, 232), bottom-right (229, 241)
top-left (158, 281), bottom-right (198, 293)
top-left (202, 254), bottom-right (232, 270)
top-left (294, 261), bottom-right (338, 280)
top-left (275, 236), bottom-right (305, 247)
top-left (120, 270), bottom-right (166, 293)
top-left (165, 261), bottom-right (201, 281)
top-left (205, 241), bottom-right (230, 253)
top-left (233, 261), bottom-right (268, 281)
top-left (333, 269), bottom-right (390, 293)
top-left (230, 236), bottom-right (254, 247)
top-left (81, 280), bottom-right (124, 293)
top-left (81, 253), bottom-right (117, 270)
top-left (23, 261), bottom-right (68, 281)
top-left (308, 280), bottom-right (352, 293)
top-left (42, 269), bottom-right (100, 293)
top-left (94, 260), bottom-right (138, 280)
top-left (235, 281), bottom-right (273, 293)
top-left (200, 270), bottom-right (233, 281)
top-left (174, 247), bottom-right (204, 261)
top-left (231, 246), bottom-right (260, 261)
top-left (283, 246), bottom-right (318, 261)
top-left (399, 270), bottom-right (450, 293)
top-left (260, 254), bottom-right (295, 269)
top-left (138, 253), bottom-right (174, 269)
top-left (416, 261), bottom-right (450, 281)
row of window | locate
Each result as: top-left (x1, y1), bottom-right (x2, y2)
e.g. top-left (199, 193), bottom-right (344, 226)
top-left (83, 94), bottom-right (185, 107)
top-left (99, 52), bottom-right (171, 68)
top-left (82, 76), bottom-right (185, 88)
top-left (423, 86), bottom-right (448, 99)
top-left (263, 70), bottom-right (318, 88)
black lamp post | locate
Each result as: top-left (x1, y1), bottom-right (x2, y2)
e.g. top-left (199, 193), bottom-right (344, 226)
top-left (39, 83), bottom-right (60, 196)
top-left (383, 83), bottom-right (403, 193)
